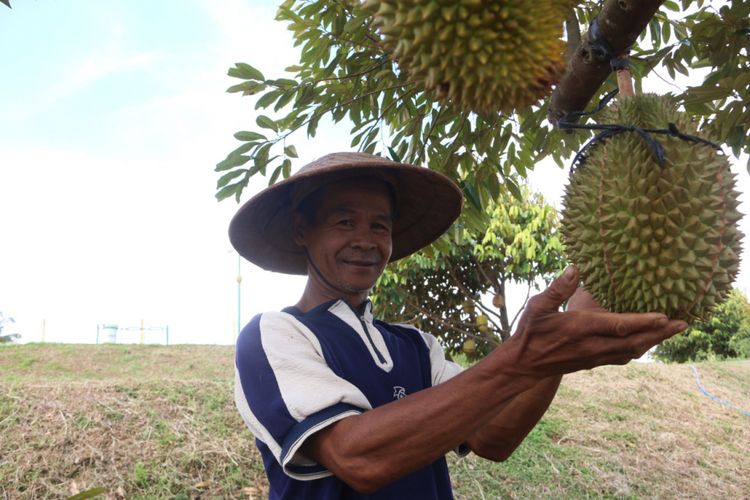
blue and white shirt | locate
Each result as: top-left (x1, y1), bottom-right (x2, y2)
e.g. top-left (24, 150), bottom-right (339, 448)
top-left (234, 299), bottom-right (466, 499)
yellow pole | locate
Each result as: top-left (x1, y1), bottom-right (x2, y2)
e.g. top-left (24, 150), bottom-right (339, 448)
top-left (41, 318), bottom-right (46, 343)
top-left (140, 319), bottom-right (145, 344)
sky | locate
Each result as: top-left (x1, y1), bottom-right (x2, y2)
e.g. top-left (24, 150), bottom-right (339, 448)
top-left (1, 1), bottom-right (748, 345)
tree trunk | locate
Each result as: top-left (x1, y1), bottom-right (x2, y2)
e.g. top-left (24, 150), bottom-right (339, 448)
top-left (497, 280), bottom-right (510, 342)
top-left (548, 0), bottom-right (665, 125)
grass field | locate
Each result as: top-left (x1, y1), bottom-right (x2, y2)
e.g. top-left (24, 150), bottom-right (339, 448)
top-left (1, 343), bottom-right (748, 499)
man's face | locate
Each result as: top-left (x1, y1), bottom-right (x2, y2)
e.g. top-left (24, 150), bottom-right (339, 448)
top-left (296, 178), bottom-right (394, 298)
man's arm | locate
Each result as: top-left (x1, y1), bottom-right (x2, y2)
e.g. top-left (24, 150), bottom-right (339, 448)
top-left (465, 286), bottom-right (606, 461)
top-left (301, 266), bottom-right (687, 493)
top-left (464, 374), bottom-right (562, 461)
top-left (301, 344), bottom-right (548, 493)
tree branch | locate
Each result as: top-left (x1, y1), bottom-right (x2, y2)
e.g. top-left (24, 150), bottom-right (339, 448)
top-left (565, 10), bottom-right (581, 62)
top-left (319, 56), bottom-right (389, 82)
top-left (273, 82), bottom-right (411, 145)
top-left (404, 299), bottom-right (501, 347)
top-left (416, 106), bottom-right (445, 166)
top-left (509, 283), bottom-right (533, 332)
top-left (548, 0), bottom-right (666, 125)
top-left (444, 260), bottom-right (504, 330)
top-left (359, 88), bottom-right (417, 152)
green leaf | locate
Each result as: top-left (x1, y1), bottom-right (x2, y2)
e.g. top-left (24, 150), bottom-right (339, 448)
top-left (256, 115), bottom-right (278, 132)
top-left (275, 91), bottom-right (296, 111)
top-left (67, 487), bottom-right (108, 500)
top-left (284, 145), bottom-right (298, 158)
top-left (270, 78), bottom-right (298, 89)
top-left (307, 115), bottom-right (321, 137)
top-left (227, 141), bottom-right (258, 157)
top-left (215, 154), bottom-right (251, 172)
top-left (683, 85), bottom-right (733, 105)
top-left (254, 143), bottom-right (272, 168)
top-left (504, 178), bottom-right (523, 202)
top-left (216, 169), bottom-right (247, 189)
top-left (233, 131), bottom-right (267, 141)
top-left (226, 81), bottom-right (266, 95)
top-left (460, 181), bottom-right (482, 210)
top-left (256, 90), bottom-right (283, 109)
top-left (295, 84), bottom-right (317, 108)
top-left (269, 164), bottom-right (284, 185)
top-left (216, 182), bottom-right (243, 201)
top-left (228, 62), bottom-right (265, 81)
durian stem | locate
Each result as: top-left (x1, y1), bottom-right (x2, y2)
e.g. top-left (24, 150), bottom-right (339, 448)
top-left (616, 58), bottom-right (635, 97)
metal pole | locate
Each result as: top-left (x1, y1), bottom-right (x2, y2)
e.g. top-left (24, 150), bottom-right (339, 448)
top-left (236, 254), bottom-right (242, 338)
top-left (140, 319), bottom-right (145, 344)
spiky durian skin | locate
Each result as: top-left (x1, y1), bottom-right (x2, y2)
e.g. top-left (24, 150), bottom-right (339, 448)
top-left (362, 0), bottom-right (578, 114)
top-left (561, 94), bottom-right (743, 322)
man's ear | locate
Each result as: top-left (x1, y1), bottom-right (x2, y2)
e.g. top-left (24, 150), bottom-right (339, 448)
top-left (291, 212), bottom-right (306, 247)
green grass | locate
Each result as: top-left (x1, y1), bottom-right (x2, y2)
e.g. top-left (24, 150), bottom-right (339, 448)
top-left (450, 417), bottom-right (612, 498)
top-left (1, 344), bottom-right (748, 498)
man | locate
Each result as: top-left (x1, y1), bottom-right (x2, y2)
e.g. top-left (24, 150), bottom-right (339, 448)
top-left (230, 152), bottom-right (687, 499)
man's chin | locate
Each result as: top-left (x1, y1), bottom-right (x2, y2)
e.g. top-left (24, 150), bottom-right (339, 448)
top-left (339, 282), bottom-right (375, 294)
top-left (334, 276), bottom-right (377, 294)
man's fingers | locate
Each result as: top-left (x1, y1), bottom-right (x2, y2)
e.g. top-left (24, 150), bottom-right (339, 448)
top-left (573, 311), bottom-right (687, 338)
top-left (605, 318), bottom-right (688, 357)
top-left (528, 266), bottom-right (580, 315)
top-left (632, 318), bottom-right (688, 347)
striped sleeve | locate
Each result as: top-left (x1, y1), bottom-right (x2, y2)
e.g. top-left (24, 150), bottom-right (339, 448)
top-left (234, 311), bottom-right (372, 480)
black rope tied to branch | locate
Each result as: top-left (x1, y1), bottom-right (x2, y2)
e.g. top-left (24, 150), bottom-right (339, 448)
top-left (559, 89), bottom-right (724, 173)
top-left (587, 17), bottom-right (631, 72)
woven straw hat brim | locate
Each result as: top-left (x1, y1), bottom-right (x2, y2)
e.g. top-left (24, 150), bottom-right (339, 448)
top-left (228, 153), bottom-right (463, 275)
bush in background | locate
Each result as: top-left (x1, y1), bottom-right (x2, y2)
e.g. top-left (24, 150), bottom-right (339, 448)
top-left (654, 289), bottom-right (750, 362)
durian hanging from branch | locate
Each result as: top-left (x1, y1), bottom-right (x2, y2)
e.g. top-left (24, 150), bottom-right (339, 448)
top-left (363, 0), bottom-right (580, 114)
top-left (559, 60), bottom-right (744, 322)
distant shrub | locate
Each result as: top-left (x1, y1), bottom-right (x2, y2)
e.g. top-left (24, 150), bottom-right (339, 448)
top-left (654, 289), bottom-right (750, 363)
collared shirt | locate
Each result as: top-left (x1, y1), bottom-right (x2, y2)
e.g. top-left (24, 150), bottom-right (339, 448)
top-left (234, 299), bottom-right (465, 499)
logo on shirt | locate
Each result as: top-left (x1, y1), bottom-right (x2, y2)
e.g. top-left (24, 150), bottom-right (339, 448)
top-left (393, 386), bottom-right (406, 400)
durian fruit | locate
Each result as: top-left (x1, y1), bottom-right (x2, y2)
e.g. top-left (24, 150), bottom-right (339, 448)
top-left (462, 338), bottom-right (477, 354)
top-left (561, 93), bottom-right (743, 322)
top-left (361, 0), bottom-right (578, 114)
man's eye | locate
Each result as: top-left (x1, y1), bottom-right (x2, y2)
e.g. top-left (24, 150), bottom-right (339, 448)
top-left (337, 219), bottom-right (353, 226)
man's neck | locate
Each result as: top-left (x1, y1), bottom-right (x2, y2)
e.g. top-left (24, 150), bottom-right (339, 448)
top-left (295, 281), bottom-right (369, 314)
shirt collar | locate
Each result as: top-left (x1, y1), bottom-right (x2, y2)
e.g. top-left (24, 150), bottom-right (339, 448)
top-left (284, 298), bottom-right (374, 320)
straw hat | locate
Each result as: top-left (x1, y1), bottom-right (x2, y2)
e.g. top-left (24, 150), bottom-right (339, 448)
top-left (228, 152), bottom-right (463, 275)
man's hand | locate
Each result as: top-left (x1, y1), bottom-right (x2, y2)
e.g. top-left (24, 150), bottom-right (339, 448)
top-left (503, 266), bottom-right (687, 377)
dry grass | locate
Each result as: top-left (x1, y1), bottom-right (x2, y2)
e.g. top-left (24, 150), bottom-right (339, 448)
top-left (0, 343), bottom-right (233, 382)
top-left (540, 361), bottom-right (750, 498)
top-left (0, 344), bottom-right (265, 499)
top-left (1, 344), bottom-right (748, 499)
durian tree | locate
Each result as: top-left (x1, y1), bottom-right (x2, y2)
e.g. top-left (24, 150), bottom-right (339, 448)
top-left (216, 0), bottom-right (748, 326)
top-left (652, 288), bottom-right (750, 361)
top-left (371, 185), bottom-right (566, 357)
top-left (216, 0), bottom-right (749, 224)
